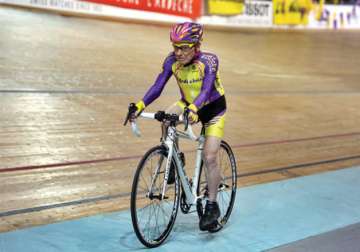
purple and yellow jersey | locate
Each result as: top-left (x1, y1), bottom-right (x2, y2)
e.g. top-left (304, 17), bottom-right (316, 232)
top-left (142, 51), bottom-right (225, 109)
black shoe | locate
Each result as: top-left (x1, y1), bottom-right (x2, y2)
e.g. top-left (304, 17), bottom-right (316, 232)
top-left (199, 201), bottom-right (220, 231)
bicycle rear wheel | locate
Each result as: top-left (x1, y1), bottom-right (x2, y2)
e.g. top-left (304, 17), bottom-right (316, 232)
top-left (196, 140), bottom-right (237, 232)
top-left (130, 145), bottom-right (180, 248)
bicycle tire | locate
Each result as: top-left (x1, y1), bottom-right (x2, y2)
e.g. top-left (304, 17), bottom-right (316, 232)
top-left (130, 145), bottom-right (180, 248)
top-left (196, 140), bottom-right (237, 232)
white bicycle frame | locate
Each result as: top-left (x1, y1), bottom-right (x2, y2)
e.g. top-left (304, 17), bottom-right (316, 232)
top-left (131, 112), bottom-right (206, 206)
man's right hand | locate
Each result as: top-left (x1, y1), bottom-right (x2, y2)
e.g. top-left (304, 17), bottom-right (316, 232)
top-left (130, 101), bottom-right (145, 122)
top-left (124, 101), bottom-right (145, 126)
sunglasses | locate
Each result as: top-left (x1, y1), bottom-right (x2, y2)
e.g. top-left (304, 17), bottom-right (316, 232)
top-left (173, 43), bottom-right (195, 52)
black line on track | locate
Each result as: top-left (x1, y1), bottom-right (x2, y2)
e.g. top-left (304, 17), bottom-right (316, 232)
top-left (1, 154), bottom-right (359, 218)
top-left (237, 155), bottom-right (360, 178)
top-left (0, 192), bottom-right (131, 218)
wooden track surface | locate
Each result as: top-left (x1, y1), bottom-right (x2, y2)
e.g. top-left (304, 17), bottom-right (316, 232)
top-left (1, 6), bottom-right (360, 232)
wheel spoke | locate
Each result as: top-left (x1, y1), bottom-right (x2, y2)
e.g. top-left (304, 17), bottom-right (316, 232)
top-left (131, 147), bottom-right (179, 247)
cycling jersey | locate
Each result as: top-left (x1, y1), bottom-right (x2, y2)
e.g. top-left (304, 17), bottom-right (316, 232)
top-left (142, 51), bottom-right (225, 112)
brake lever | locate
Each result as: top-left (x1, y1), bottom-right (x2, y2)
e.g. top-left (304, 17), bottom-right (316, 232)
top-left (123, 103), bottom-right (137, 126)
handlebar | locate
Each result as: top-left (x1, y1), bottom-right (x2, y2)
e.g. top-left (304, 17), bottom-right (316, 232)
top-left (128, 111), bottom-right (198, 141)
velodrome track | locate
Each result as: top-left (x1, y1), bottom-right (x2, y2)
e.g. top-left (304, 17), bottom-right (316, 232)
top-left (1, 5), bottom-right (360, 251)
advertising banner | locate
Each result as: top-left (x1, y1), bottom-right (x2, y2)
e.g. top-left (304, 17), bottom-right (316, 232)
top-left (273, 0), bottom-right (312, 25)
top-left (199, 0), bottom-right (272, 27)
top-left (82, 0), bottom-right (202, 19)
top-left (207, 0), bottom-right (244, 15)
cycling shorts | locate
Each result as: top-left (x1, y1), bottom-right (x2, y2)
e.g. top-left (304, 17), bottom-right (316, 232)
top-left (175, 100), bottom-right (226, 138)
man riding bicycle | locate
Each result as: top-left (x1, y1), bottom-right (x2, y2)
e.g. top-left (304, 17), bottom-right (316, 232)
top-left (129, 22), bottom-right (226, 231)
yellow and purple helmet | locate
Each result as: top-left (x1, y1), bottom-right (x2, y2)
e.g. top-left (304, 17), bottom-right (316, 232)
top-left (170, 22), bottom-right (203, 45)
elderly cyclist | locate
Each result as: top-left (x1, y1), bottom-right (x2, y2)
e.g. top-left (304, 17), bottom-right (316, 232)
top-left (129, 22), bottom-right (226, 231)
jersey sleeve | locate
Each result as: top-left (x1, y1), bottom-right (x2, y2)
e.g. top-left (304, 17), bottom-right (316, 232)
top-left (142, 54), bottom-right (175, 106)
top-left (193, 54), bottom-right (219, 109)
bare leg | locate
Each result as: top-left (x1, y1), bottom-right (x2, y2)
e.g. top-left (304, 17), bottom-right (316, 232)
top-left (203, 136), bottom-right (222, 202)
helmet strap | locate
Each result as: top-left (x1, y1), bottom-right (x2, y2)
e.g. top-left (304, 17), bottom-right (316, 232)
top-left (195, 43), bottom-right (201, 53)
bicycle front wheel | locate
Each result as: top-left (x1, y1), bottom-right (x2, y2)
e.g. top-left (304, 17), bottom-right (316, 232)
top-left (197, 140), bottom-right (237, 232)
top-left (130, 145), bottom-right (180, 248)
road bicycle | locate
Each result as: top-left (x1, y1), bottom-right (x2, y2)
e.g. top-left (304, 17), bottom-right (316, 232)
top-left (124, 105), bottom-right (237, 248)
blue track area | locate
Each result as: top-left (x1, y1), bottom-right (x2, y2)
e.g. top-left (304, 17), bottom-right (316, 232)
top-left (1, 166), bottom-right (360, 252)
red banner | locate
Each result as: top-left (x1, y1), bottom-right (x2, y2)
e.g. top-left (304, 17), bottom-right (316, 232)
top-left (83, 0), bottom-right (202, 19)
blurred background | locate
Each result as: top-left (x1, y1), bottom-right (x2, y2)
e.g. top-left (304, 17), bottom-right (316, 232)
top-left (1, 0), bottom-right (360, 29)
top-left (1, 0), bottom-right (360, 240)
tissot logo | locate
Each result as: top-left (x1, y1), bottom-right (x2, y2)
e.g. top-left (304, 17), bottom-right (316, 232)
top-left (245, 2), bottom-right (270, 16)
